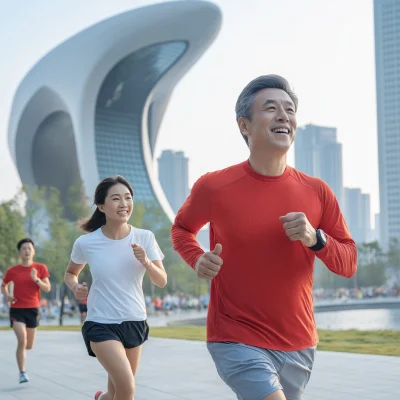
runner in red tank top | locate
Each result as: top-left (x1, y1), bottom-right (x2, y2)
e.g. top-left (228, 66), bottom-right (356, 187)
top-left (1, 238), bottom-right (51, 384)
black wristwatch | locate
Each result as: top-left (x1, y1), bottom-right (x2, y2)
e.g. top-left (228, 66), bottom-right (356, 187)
top-left (309, 229), bottom-right (327, 251)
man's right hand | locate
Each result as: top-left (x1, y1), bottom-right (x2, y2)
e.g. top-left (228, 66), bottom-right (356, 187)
top-left (195, 244), bottom-right (223, 280)
top-left (7, 296), bottom-right (16, 304)
top-left (73, 282), bottom-right (88, 301)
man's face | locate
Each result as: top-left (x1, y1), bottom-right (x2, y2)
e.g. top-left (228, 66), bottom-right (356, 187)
top-left (19, 242), bottom-right (35, 261)
top-left (239, 88), bottom-right (297, 154)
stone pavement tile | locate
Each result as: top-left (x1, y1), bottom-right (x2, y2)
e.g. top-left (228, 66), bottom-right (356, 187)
top-left (304, 350), bottom-right (400, 400)
top-left (135, 386), bottom-right (183, 400)
top-left (135, 386), bottom-right (231, 400)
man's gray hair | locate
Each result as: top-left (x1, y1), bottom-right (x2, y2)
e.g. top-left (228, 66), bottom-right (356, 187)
top-left (235, 75), bottom-right (298, 145)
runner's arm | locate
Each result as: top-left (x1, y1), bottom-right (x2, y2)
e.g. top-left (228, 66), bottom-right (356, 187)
top-left (64, 260), bottom-right (86, 291)
top-left (34, 277), bottom-right (51, 293)
top-left (145, 260), bottom-right (167, 288)
top-left (1, 281), bottom-right (9, 298)
top-left (171, 174), bottom-right (212, 269)
top-left (315, 182), bottom-right (357, 278)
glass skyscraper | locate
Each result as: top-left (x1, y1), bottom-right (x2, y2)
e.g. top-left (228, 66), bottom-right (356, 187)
top-left (374, 0), bottom-right (400, 248)
top-left (294, 124), bottom-right (344, 209)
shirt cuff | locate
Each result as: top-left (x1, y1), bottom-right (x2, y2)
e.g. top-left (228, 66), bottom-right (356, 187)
top-left (194, 256), bottom-right (202, 272)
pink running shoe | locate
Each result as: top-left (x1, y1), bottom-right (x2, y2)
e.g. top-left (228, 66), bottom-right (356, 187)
top-left (94, 391), bottom-right (104, 400)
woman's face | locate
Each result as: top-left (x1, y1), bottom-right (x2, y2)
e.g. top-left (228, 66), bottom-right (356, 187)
top-left (98, 183), bottom-right (133, 224)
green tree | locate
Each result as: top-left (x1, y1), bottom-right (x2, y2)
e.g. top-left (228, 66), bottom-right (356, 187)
top-left (67, 180), bottom-right (90, 221)
top-left (22, 185), bottom-right (47, 240)
top-left (0, 193), bottom-right (26, 275)
top-left (34, 187), bottom-right (83, 325)
top-left (356, 241), bottom-right (386, 288)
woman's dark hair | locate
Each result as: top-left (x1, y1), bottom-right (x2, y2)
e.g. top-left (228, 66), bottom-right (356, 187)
top-left (17, 238), bottom-right (35, 251)
top-left (80, 175), bottom-right (134, 233)
top-left (235, 74), bottom-right (298, 146)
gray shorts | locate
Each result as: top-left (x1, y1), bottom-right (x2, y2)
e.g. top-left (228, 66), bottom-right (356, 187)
top-left (207, 342), bottom-right (316, 400)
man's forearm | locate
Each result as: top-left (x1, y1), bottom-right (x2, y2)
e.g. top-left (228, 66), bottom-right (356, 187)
top-left (317, 236), bottom-right (357, 278)
top-left (171, 223), bottom-right (205, 269)
top-left (1, 285), bottom-right (9, 298)
top-left (34, 279), bottom-right (51, 293)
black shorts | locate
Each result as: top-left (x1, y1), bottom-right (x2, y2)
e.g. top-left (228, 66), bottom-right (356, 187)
top-left (10, 308), bottom-right (39, 329)
top-left (81, 320), bottom-right (149, 357)
top-left (79, 304), bottom-right (88, 313)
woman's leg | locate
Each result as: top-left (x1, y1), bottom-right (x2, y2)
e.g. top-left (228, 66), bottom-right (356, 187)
top-left (125, 345), bottom-right (143, 376)
top-left (91, 340), bottom-right (135, 400)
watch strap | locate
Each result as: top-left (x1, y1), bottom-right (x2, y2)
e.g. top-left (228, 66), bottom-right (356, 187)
top-left (309, 229), bottom-right (326, 251)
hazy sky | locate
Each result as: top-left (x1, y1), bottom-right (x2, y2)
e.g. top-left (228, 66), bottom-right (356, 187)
top-left (0, 0), bottom-right (379, 224)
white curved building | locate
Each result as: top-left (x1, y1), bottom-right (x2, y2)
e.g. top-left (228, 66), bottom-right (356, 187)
top-left (7, 1), bottom-right (221, 221)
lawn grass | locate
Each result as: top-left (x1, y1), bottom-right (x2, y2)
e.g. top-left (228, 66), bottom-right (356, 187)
top-left (1, 324), bottom-right (399, 356)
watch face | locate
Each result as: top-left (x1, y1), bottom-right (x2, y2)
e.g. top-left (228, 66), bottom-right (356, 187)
top-left (320, 230), bottom-right (327, 243)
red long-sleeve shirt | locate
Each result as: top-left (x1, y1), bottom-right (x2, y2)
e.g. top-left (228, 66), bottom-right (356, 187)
top-left (171, 160), bottom-right (357, 350)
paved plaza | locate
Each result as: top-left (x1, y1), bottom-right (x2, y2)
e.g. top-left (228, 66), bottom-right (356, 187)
top-left (0, 330), bottom-right (399, 399)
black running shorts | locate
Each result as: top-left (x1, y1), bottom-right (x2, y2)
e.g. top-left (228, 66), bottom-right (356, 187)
top-left (81, 320), bottom-right (149, 357)
top-left (10, 308), bottom-right (39, 329)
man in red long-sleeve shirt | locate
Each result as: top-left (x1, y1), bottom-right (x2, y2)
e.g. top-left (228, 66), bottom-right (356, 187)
top-left (171, 75), bottom-right (357, 400)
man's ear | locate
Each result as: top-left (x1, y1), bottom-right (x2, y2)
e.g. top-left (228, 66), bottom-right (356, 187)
top-left (238, 117), bottom-right (250, 139)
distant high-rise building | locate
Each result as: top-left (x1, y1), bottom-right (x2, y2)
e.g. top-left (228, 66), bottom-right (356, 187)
top-left (344, 188), bottom-right (371, 244)
top-left (158, 150), bottom-right (190, 213)
top-left (361, 193), bottom-right (372, 242)
top-left (295, 124), bottom-right (343, 208)
top-left (374, 0), bottom-right (400, 248)
top-left (371, 213), bottom-right (381, 243)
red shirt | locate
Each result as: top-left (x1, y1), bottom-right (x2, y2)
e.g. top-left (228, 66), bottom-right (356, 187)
top-left (2, 262), bottom-right (50, 309)
top-left (171, 161), bottom-right (357, 351)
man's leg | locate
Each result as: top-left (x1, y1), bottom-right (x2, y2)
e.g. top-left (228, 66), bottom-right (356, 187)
top-left (262, 391), bottom-right (286, 400)
top-left (207, 342), bottom-right (286, 400)
top-left (26, 328), bottom-right (37, 350)
top-left (12, 322), bottom-right (27, 372)
top-left (278, 346), bottom-right (317, 400)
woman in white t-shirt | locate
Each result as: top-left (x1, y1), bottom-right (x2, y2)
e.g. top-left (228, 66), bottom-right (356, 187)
top-left (64, 175), bottom-right (167, 400)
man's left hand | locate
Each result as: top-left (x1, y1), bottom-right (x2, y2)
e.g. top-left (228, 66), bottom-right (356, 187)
top-left (30, 268), bottom-right (38, 281)
top-left (280, 212), bottom-right (317, 248)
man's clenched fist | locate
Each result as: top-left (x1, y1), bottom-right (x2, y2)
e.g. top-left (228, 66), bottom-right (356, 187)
top-left (195, 244), bottom-right (223, 281)
top-left (280, 212), bottom-right (317, 248)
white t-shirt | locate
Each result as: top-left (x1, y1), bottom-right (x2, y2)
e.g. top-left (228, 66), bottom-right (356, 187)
top-left (70, 225), bottom-right (164, 324)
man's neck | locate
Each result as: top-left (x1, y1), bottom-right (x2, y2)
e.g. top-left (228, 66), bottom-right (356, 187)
top-left (21, 260), bottom-right (33, 267)
top-left (248, 153), bottom-right (287, 177)
top-left (101, 223), bottom-right (131, 240)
